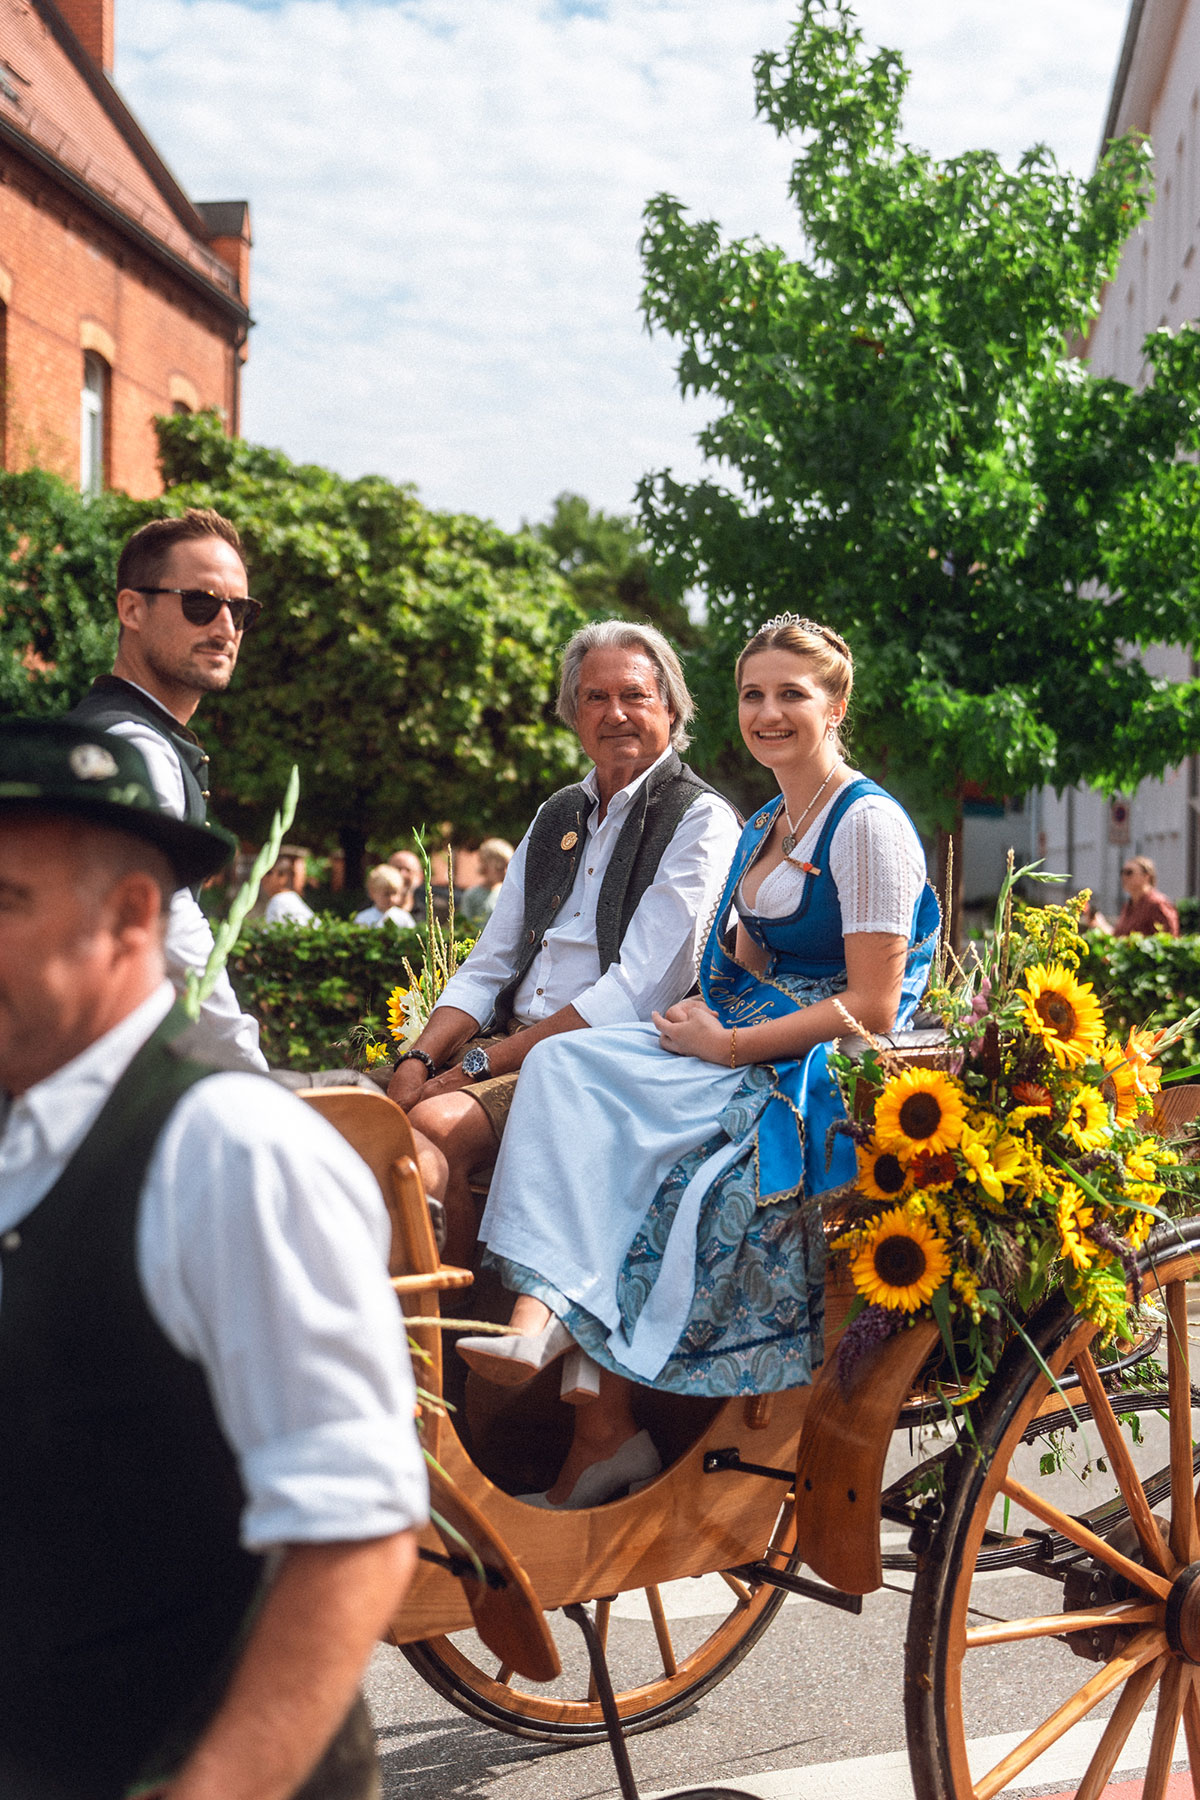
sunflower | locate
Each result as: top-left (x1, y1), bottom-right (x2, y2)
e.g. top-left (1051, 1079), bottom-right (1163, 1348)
top-left (855, 1139), bottom-right (912, 1202)
top-left (1020, 963), bottom-right (1106, 1069)
top-left (850, 1206), bottom-right (952, 1312)
top-left (1063, 1084), bottom-right (1110, 1153)
top-left (1057, 1188), bottom-right (1095, 1271)
top-left (386, 984), bottom-right (425, 1053)
top-left (874, 1068), bottom-right (967, 1159)
top-left (1098, 1044), bottom-right (1143, 1127)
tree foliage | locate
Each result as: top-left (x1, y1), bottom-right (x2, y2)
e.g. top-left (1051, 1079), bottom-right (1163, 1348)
top-left (529, 490), bottom-right (697, 647)
top-left (637, 0), bottom-right (1200, 828)
top-left (3, 417), bottom-right (588, 866)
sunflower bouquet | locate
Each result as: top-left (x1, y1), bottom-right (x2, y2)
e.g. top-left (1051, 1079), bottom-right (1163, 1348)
top-left (351, 836), bottom-right (474, 1072)
top-left (828, 868), bottom-right (1197, 1400)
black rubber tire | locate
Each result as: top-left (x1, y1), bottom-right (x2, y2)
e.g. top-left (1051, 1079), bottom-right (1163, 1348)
top-left (905, 1217), bottom-right (1200, 1800)
top-left (401, 1549), bottom-right (794, 1744)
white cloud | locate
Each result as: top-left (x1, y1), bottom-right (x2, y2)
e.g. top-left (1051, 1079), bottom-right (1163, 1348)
top-left (115, 0), bottom-right (1130, 529)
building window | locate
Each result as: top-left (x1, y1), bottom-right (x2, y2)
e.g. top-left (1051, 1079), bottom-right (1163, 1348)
top-left (80, 350), bottom-right (107, 496)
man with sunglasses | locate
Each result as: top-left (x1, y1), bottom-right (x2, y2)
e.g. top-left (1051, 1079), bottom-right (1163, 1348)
top-left (68, 509), bottom-right (268, 1071)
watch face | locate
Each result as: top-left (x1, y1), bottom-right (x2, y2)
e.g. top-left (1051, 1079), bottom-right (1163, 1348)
top-left (461, 1045), bottom-right (491, 1080)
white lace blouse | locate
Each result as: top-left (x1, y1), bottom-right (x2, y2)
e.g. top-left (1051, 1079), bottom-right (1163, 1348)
top-left (739, 783), bottom-right (927, 935)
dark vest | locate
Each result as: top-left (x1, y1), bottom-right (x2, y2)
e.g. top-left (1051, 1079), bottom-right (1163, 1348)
top-left (69, 675), bottom-right (211, 827)
top-left (0, 1013), bottom-right (265, 1800)
top-left (491, 751), bottom-right (720, 1029)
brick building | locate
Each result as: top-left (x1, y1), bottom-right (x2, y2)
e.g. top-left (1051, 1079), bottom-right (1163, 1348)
top-left (0, 0), bottom-right (250, 497)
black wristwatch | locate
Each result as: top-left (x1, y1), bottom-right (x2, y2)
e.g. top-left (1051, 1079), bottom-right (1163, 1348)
top-left (398, 1048), bottom-right (436, 1077)
top-left (460, 1044), bottom-right (492, 1081)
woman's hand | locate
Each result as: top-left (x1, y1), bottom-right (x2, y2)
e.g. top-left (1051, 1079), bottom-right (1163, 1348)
top-left (651, 1000), bottom-right (730, 1064)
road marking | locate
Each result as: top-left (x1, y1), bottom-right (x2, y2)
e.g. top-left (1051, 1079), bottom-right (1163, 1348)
top-left (649, 1716), bottom-right (1186, 1799)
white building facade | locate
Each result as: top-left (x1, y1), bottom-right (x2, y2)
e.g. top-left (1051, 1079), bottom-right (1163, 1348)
top-left (1038, 0), bottom-right (1200, 918)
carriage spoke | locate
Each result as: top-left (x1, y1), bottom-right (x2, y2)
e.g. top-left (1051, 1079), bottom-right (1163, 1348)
top-left (495, 1663), bottom-right (514, 1686)
top-left (964, 1601), bottom-right (1159, 1649)
top-left (585, 1599), bottom-right (612, 1704)
top-left (998, 1475), bottom-right (1173, 1601)
top-left (1073, 1347), bottom-right (1174, 1578)
top-left (645, 1586), bottom-right (678, 1678)
top-left (1143, 1657), bottom-right (1187, 1800)
top-left (1165, 1282), bottom-right (1200, 1567)
top-left (719, 1570), bottom-right (752, 1606)
top-left (1180, 1670), bottom-right (1200, 1798)
top-left (1074, 1655), bottom-right (1166, 1800)
top-left (972, 1628), bottom-right (1168, 1800)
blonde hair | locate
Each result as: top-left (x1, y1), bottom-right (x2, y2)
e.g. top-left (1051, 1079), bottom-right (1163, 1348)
top-left (477, 837), bottom-right (514, 874)
top-left (736, 618), bottom-right (854, 756)
top-left (367, 863), bottom-right (406, 899)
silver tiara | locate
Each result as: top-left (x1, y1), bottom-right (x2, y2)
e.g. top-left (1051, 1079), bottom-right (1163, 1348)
top-left (757, 613), bottom-right (848, 650)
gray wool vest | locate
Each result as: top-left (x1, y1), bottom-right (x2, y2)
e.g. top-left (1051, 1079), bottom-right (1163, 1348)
top-left (490, 751), bottom-right (720, 1030)
top-left (68, 676), bottom-right (211, 828)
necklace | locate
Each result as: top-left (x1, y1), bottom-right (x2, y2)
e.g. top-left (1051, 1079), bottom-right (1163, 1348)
top-left (780, 761), bottom-right (843, 857)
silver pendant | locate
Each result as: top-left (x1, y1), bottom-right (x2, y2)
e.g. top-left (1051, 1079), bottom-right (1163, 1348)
top-left (781, 833), bottom-right (797, 856)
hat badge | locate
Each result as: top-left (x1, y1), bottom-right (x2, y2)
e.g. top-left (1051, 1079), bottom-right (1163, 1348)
top-left (69, 743), bottom-right (120, 781)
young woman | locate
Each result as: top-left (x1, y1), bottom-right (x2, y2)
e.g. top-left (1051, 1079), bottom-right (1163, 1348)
top-left (457, 616), bottom-right (940, 1506)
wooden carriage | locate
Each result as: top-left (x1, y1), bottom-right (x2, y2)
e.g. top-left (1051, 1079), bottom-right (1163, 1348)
top-left (303, 1082), bottom-right (1200, 1800)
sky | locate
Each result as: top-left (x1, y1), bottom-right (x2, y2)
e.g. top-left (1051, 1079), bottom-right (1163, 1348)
top-left (114, 0), bottom-right (1133, 532)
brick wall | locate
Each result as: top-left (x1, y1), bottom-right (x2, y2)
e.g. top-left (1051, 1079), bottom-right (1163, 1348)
top-left (0, 150), bottom-right (244, 497)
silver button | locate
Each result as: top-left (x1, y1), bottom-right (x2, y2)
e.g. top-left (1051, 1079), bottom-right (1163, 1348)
top-left (1, 1230), bottom-right (20, 1252)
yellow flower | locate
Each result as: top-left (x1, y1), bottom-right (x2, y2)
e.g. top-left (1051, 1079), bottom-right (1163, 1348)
top-left (874, 1068), bottom-right (967, 1159)
top-left (850, 1205), bottom-right (952, 1312)
top-left (1126, 1208), bottom-right (1154, 1249)
top-left (959, 1122), bottom-right (1023, 1205)
top-left (1124, 1028), bottom-right (1164, 1097)
top-left (855, 1139), bottom-right (912, 1202)
top-left (1020, 963), bottom-right (1106, 1069)
top-left (1099, 1043), bottom-right (1144, 1126)
top-left (1063, 1084), bottom-right (1110, 1152)
top-left (1057, 1188), bottom-right (1095, 1270)
top-left (363, 1041), bottom-right (390, 1067)
top-left (386, 985), bottom-right (425, 1053)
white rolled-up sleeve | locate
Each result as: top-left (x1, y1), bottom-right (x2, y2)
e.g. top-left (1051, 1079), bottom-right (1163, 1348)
top-left (436, 823), bottom-right (538, 1026)
top-left (138, 1076), bottom-right (429, 1549)
top-left (572, 794), bottom-right (741, 1027)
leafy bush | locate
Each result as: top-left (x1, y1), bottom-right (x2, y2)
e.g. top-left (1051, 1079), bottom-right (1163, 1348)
top-left (229, 917), bottom-right (441, 1069)
top-left (1079, 932), bottom-right (1200, 1073)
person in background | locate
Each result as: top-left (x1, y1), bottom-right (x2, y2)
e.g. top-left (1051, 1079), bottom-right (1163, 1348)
top-left (1114, 855), bottom-right (1180, 937)
top-left (0, 718), bottom-right (426, 1799)
top-left (1077, 891), bottom-right (1114, 934)
top-left (355, 864), bottom-right (416, 930)
top-left (389, 849), bottom-right (424, 921)
top-left (67, 509), bottom-right (266, 1072)
top-left (458, 838), bottom-right (515, 926)
top-left (263, 849), bottom-right (316, 926)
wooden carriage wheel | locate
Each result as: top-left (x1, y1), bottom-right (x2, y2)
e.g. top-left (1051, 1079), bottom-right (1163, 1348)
top-left (906, 1218), bottom-right (1200, 1799)
top-left (401, 1499), bottom-right (799, 1743)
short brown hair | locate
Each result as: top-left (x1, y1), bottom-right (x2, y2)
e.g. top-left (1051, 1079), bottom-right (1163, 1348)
top-left (116, 508), bottom-right (243, 596)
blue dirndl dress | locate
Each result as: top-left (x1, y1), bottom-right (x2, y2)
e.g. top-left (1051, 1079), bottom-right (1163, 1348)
top-left (480, 778), bottom-right (940, 1396)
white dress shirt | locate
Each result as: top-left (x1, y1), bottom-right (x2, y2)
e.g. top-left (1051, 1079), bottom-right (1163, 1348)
top-left (265, 889), bottom-right (316, 925)
top-left (438, 748), bottom-right (741, 1030)
top-left (0, 984), bottom-right (428, 1550)
top-left (105, 693), bottom-right (267, 1073)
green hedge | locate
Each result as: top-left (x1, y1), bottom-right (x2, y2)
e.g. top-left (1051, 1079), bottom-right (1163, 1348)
top-left (1079, 931), bottom-right (1200, 1073)
top-left (229, 918), bottom-right (437, 1069)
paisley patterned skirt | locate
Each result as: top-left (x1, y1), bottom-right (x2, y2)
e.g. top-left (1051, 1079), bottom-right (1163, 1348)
top-left (480, 973), bottom-right (849, 1397)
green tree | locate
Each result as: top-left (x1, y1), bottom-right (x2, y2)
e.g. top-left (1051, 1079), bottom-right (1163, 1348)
top-left (637, 0), bottom-right (1200, 904)
top-left (530, 491), bottom-right (697, 647)
top-left (2, 419), bottom-right (587, 882)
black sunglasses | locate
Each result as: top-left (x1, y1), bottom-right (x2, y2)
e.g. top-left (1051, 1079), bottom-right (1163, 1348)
top-left (134, 587), bottom-right (263, 632)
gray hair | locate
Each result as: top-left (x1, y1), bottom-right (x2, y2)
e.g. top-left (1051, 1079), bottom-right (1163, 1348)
top-left (556, 620), bottom-right (694, 752)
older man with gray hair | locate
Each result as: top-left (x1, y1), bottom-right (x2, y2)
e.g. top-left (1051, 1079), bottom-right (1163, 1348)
top-left (388, 620), bottom-right (740, 1266)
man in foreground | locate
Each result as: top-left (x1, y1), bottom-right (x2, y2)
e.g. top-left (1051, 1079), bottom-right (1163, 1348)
top-left (0, 718), bottom-right (427, 1800)
top-left (387, 620), bottom-right (740, 1265)
top-left (69, 508), bottom-right (267, 1070)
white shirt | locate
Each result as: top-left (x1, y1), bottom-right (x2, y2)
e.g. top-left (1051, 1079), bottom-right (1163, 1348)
top-left (439, 748), bottom-right (741, 1030)
top-left (265, 889), bottom-right (316, 926)
top-left (105, 693), bottom-right (267, 1073)
top-left (0, 984), bottom-right (428, 1550)
top-left (746, 787), bottom-right (928, 933)
top-left (354, 904), bottom-right (415, 930)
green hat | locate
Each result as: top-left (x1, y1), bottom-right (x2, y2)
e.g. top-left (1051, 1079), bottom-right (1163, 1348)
top-left (0, 718), bottom-right (236, 887)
